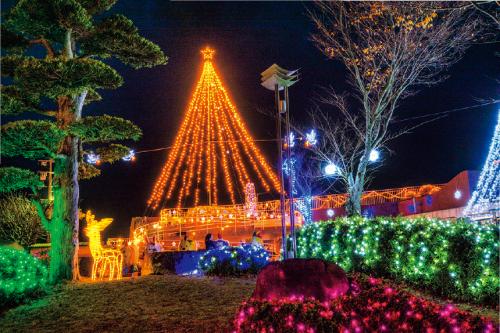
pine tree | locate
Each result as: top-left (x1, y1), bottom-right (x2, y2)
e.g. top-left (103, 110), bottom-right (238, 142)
top-left (0, 0), bottom-right (167, 283)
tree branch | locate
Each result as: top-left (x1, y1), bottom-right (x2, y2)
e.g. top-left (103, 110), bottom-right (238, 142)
top-left (471, 1), bottom-right (500, 27)
top-left (31, 198), bottom-right (51, 230)
top-left (29, 39), bottom-right (55, 58)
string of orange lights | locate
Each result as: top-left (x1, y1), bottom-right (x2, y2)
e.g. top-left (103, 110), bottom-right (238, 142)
top-left (148, 47), bottom-right (281, 210)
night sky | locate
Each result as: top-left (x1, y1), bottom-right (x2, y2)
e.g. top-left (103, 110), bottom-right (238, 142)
top-left (3, 1), bottom-right (499, 238)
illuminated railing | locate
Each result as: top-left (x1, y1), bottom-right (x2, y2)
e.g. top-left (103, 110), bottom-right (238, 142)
top-left (132, 184), bottom-right (443, 246)
top-left (133, 201), bottom-right (295, 237)
top-left (311, 184), bottom-right (443, 209)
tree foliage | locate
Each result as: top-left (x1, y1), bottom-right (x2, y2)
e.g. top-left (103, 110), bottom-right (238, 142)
top-left (79, 0), bottom-right (118, 15)
top-left (80, 14), bottom-right (167, 68)
top-left (1, 121), bottom-right (66, 159)
top-left (0, 27), bottom-right (29, 54)
top-left (2, 56), bottom-right (123, 98)
top-left (96, 143), bottom-right (131, 163)
top-left (6, 0), bottom-right (92, 42)
top-left (1, 86), bottom-right (42, 116)
top-left (0, 194), bottom-right (47, 248)
top-left (0, 167), bottom-right (43, 193)
top-left (70, 115), bottom-right (142, 143)
top-left (78, 162), bottom-right (101, 180)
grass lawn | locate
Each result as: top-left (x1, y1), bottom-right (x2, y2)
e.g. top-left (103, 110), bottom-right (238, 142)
top-left (0, 275), bottom-right (256, 333)
top-left (1, 273), bottom-right (496, 333)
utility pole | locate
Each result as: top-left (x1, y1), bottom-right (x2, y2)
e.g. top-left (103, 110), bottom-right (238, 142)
top-left (261, 64), bottom-right (299, 259)
top-left (275, 82), bottom-right (287, 259)
top-left (284, 85), bottom-right (297, 257)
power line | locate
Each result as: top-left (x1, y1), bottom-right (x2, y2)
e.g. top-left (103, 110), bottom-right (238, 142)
top-left (394, 100), bottom-right (499, 123)
top-left (137, 101), bottom-right (498, 154)
top-left (135, 138), bottom-right (280, 154)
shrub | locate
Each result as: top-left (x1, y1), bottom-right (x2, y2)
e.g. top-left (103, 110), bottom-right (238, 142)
top-left (0, 194), bottom-right (46, 248)
top-left (234, 274), bottom-right (498, 333)
top-left (199, 244), bottom-right (269, 276)
top-left (0, 246), bottom-right (48, 308)
top-left (297, 216), bottom-right (499, 305)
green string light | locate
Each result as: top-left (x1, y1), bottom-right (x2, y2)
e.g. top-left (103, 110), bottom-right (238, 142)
top-left (0, 246), bottom-right (48, 307)
top-left (297, 217), bottom-right (499, 305)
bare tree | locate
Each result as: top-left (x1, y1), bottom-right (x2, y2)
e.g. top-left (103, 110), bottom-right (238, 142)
top-left (436, 1), bottom-right (499, 30)
top-left (0, 194), bottom-right (47, 249)
top-left (309, 2), bottom-right (480, 216)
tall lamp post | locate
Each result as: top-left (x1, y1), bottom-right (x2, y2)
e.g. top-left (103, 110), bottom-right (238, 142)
top-left (261, 64), bottom-right (299, 259)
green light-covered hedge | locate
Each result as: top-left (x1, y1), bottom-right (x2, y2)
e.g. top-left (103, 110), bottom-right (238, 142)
top-left (297, 217), bottom-right (499, 305)
top-left (0, 246), bottom-right (48, 308)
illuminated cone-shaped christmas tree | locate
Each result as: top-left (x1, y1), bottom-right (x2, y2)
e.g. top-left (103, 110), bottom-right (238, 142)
top-left (464, 110), bottom-right (500, 218)
top-left (148, 47), bottom-right (281, 209)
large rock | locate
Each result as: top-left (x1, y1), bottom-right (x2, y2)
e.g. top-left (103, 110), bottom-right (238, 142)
top-left (252, 258), bottom-right (349, 302)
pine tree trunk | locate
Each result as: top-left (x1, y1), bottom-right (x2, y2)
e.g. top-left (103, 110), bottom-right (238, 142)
top-left (49, 89), bottom-right (85, 283)
top-left (68, 136), bottom-right (81, 281)
top-left (48, 157), bottom-right (76, 283)
top-left (70, 96), bottom-right (87, 282)
top-left (51, 29), bottom-right (84, 282)
top-left (30, 29), bottom-right (86, 284)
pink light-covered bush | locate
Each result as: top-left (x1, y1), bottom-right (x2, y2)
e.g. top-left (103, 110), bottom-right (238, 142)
top-left (234, 274), bottom-right (498, 333)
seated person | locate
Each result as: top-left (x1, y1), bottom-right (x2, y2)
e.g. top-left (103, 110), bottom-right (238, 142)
top-left (205, 233), bottom-right (217, 250)
top-left (180, 234), bottom-right (197, 251)
top-left (187, 239), bottom-right (197, 251)
top-left (214, 233), bottom-right (229, 249)
top-left (146, 236), bottom-right (161, 254)
top-left (252, 231), bottom-right (263, 246)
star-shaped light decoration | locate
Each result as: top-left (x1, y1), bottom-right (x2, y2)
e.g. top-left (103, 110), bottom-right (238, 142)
top-left (201, 47), bottom-right (215, 60)
top-left (305, 129), bottom-right (317, 147)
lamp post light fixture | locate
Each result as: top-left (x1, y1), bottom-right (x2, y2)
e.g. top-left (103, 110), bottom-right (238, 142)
top-left (324, 162), bottom-right (339, 176)
top-left (261, 64), bottom-right (299, 259)
top-left (369, 149), bottom-right (380, 162)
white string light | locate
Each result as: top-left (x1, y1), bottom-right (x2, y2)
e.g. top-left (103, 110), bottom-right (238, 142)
top-left (288, 132), bottom-right (295, 148)
top-left (85, 152), bottom-right (100, 165)
top-left (122, 149), bottom-right (136, 162)
top-left (464, 110), bottom-right (500, 219)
